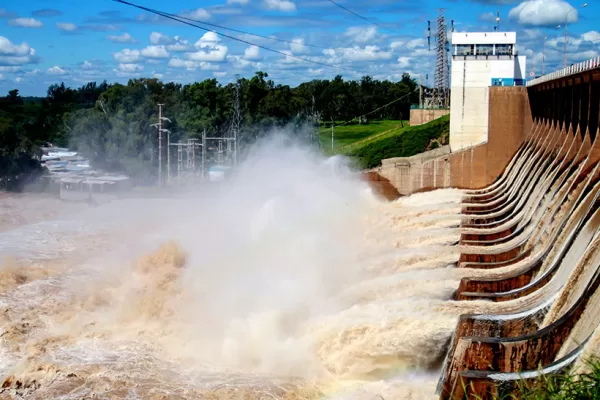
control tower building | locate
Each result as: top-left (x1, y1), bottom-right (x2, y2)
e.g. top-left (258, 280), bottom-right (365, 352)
top-left (449, 32), bottom-right (527, 151)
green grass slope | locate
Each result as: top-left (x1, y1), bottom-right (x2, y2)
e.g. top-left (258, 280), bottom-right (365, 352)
top-left (319, 120), bottom-right (406, 154)
top-left (344, 115), bottom-right (449, 169)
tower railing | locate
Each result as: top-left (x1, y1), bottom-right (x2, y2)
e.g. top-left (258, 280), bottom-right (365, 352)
top-left (527, 56), bottom-right (600, 87)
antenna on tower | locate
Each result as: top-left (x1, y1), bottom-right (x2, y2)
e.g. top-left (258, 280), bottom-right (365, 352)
top-left (495, 10), bottom-right (500, 31)
top-left (426, 20), bottom-right (431, 50)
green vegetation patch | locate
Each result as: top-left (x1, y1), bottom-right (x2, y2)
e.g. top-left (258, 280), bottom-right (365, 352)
top-left (319, 120), bottom-right (406, 153)
top-left (345, 115), bottom-right (449, 169)
top-left (480, 357), bottom-right (600, 400)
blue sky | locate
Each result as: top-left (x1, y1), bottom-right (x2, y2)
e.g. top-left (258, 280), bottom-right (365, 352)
top-left (1, 0), bottom-right (599, 95)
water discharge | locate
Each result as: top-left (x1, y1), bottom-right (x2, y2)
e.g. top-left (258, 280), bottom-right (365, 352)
top-left (0, 134), bottom-right (472, 399)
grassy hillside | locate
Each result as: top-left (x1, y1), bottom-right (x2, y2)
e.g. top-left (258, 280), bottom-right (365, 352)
top-left (344, 115), bottom-right (449, 169)
top-left (319, 120), bottom-right (406, 154)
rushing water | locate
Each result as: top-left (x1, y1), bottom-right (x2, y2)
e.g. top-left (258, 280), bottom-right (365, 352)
top-left (0, 136), bottom-right (478, 399)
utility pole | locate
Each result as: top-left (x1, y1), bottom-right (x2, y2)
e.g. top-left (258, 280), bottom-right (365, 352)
top-left (233, 74), bottom-right (242, 166)
top-left (167, 128), bottom-right (171, 185)
top-left (419, 75), bottom-right (423, 108)
top-left (151, 104), bottom-right (171, 187)
top-left (331, 124), bottom-right (334, 150)
top-left (158, 103), bottom-right (163, 186)
top-left (202, 129), bottom-right (206, 179)
top-left (177, 143), bottom-right (183, 181)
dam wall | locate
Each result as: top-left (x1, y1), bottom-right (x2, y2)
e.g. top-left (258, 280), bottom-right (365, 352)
top-left (435, 57), bottom-right (600, 398)
top-left (366, 86), bottom-right (531, 197)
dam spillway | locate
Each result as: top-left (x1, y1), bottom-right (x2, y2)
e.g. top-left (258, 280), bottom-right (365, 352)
top-left (2, 60), bottom-right (600, 399)
top-left (428, 58), bottom-right (600, 398)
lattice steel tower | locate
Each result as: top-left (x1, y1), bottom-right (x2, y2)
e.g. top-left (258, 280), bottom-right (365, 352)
top-left (231, 74), bottom-right (242, 165)
top-left (427, 9), bottom-right (451, 108)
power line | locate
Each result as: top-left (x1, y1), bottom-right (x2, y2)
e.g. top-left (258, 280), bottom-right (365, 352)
top-left (324, 0), bottom-right (400, 35)
top-left (334, 87), bottom-right (418, 127)
top-left (168, 12), bottom-right (328, 50)
top-left (113, 0), bottom-right (359, 74)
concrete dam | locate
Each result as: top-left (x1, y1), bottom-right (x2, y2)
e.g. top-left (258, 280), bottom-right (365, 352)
top-left (365, 53), bottom-right (600, 397)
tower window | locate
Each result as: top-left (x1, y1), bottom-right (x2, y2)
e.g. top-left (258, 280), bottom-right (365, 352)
top-left (476, 44), bottom-right (493, 55)
top-left (456, 44), bottom-right (474, 56)
top-left (495, 44), bottom-right (512, 56)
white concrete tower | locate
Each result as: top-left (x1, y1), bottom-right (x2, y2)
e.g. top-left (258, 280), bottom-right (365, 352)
top-left (449, 31), bottom-right (527, 151)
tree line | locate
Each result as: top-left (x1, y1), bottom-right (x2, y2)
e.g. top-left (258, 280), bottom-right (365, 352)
top-left (0, 72), bottom-right (419, 189)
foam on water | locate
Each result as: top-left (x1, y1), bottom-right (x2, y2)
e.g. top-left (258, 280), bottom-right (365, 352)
top-left (0, 134), bottom-right (478, 399)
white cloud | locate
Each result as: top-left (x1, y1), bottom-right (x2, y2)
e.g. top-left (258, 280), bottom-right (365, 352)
top-left (582, 31), bottom-right (600, 42)
top-left (244, 45), bottom-right (261, 60)
top-left (167, 42), bottom-right (190, 52)
top-left (117, 63), bottom-right (143, 73)
top-left (0, 37), bottom-right (38, 66)
top-left (113, 63), bottom-right (144, 77)
top-left (323, 45), bottom-right (392, 62)
top-left (168, 57), bottom-right (218, 70)
top-left (213, 71), bottom-right (227, 77)
top-left (345, 26), bottom-right (378, 44)
top-left (0, 66), bottom-right (21, 73)
top-left (149, 32), bottom-right (190, 51)
top-left (523, 29), bottom-right (544, 40)
top-left (168, 58), bottom-right (198, 70)
top-left (8, 18), bottom-right (43, 28)
top-left (185, 45), bottom-right (228, 62)
top-left (108, 33), bottom-right (137, 43)
top-left (196, 32), bottom-right (221, 46)
top-left (47, 66), bottom-right (68, 76)
top-left (0, 73), bottom-right (4, 80)
top-left (80, 61), bottom-right (98, 70)
top-left (113, 49), bottom-right (141, 63)
top-left (152, 71), bottom-right (163, 79)
top-left (390, 40), bottom-right (406, 50)
top-left (227, 0), bottom-right (249, 4)
top-left (181, 8), bottom-right (211, 20)
top-left (188, 32), bottom-right (228, 61)
top-left (397, 56), bottom-right (411, 68)
top-left (15, 76), bottom-right (22, 83)
top-left (227, 55), bottom-right (264, 70)
top-left (290, 38), bottom-right (309, 54)
top-left (167, 37), bottom-right (190, 52)
top-left (150, 32), bottom-right (171, 45)
top-left (56, 22), bottom-right (77, 32)
top-left (406, 38), bottom-right (426, 49)
top-left (146, 59), bottom-right (161, 65)
top-left (263, 0), bottom-right (296, 12)
top-left (479, 12), bottom-right (497, 22)
top-left (141, 45), bottom-right (170, 58)
top-left (277, 50), bottom-right (303, 65)
top-left (509, 0), bottom-right (576, 26)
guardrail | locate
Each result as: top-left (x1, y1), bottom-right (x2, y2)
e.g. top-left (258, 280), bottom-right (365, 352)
top-left (527, 56), bottom-right (600, 87)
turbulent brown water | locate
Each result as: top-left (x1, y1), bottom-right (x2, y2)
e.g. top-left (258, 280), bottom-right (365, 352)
top-left (0, 138), bottom-right (483, 399)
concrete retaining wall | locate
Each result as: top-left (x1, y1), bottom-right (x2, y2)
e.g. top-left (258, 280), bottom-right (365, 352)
top-left (365, 86), bottom-right (532, 197)
top-left (409, 108), bottom-right (450, 126)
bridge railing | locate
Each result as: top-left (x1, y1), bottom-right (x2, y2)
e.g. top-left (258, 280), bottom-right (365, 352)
top-left (527, 56), bottom-right (600, 87)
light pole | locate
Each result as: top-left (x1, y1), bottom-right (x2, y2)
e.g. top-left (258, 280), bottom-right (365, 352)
top-left (564, 3), bottom-right (587, 68)
top-left (542, 35), bottom-right (547, 75)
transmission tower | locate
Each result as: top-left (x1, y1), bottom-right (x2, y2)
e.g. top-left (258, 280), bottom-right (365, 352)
top-left (232, 74), bottom-right (242, 165)
top-left (150, 104), bottom-right (171, 187)
top-left (426, 10), bottom-right (451, 109)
